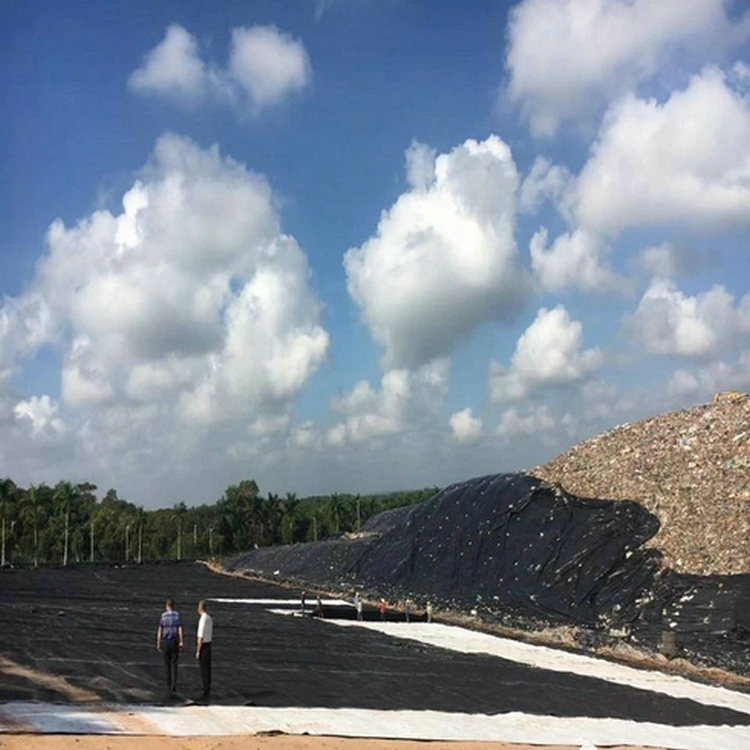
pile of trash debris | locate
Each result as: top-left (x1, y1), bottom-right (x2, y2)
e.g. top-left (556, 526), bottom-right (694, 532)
top-left (534, 392), bottom-right (750, 575)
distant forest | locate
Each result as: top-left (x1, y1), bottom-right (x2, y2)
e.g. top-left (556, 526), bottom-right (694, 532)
top-left (0, 477), bottom-right (439, 567)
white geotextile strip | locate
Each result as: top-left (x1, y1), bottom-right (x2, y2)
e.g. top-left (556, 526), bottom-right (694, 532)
top-left (325, 620), bottom-right (750, 717)
top-left (209, 598), bottom-right (352, 606)
top-left (1, 702), bottom-right (750, 749)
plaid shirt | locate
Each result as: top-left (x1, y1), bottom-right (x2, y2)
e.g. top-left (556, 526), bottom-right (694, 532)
top-left (160, 609), bottom-right (182, 640)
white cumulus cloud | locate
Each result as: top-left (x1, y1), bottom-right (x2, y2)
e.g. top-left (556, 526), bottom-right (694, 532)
top-left (448, 407), bottom-right (483, 444)
top-left (345, 136), bottom-right (532, 369)
top-left (622, 278), bottom-right (750, 358)
top-left (1, 134), bottom-right (328, 425)
top-left (530, 227), bottom-right (624, 293)
top-left (329, 360), bottom-right (449, 445)
top-left (490, 304), bottom-right (603, 402)
top-left (519, 156), bottom-right (570, 214)
top-left (570, 66), bottom-right (750, 236)
top-left (14, 395), bottom-right (65, 438)
top-left (128, 24), bottom-right (207, 104)
top-left (506, 0), bottom-right (750, 137)
top-left (129, 24), bottom-right (311, 114)
top-left (0, 292), bottom-right (57, 371)
top-left (229, 26), bottom-right (312, 112)
top-left (668, 351), bottom-right (750, 402)
top-left (635, 242), bottom-right (713, 281)
top-left (533, 65), bottom-right (750, 292)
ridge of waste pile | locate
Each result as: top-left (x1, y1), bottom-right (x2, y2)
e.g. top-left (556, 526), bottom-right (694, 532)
top-left (535, 392), bottom-right (750, 576)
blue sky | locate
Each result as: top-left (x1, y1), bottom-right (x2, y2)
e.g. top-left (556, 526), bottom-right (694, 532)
top-left (2, 0), bottom-right (750, 507)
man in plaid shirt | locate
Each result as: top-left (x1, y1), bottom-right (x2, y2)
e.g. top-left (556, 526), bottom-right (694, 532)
top-left (156, 598), bottom-right (184, 697)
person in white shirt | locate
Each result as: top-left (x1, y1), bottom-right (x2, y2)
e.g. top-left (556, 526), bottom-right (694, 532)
top-left (195, 600), bottom-right (213, 702)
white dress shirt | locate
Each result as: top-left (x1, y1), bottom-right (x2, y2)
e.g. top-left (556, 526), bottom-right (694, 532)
top-left (197, 612), bottom-right (213, 643)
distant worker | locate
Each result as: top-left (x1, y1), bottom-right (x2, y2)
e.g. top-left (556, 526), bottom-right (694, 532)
top-left (316, 595), bottom-right (324, 618)
top-left (405, 599), bottom-right (411, 623)
top-left (157, 598), bottom-right (184, 698)
top-left (195, 600), bottom-right (213, 703)
top-left (426, 601), bottom-right (433, 623)
top-left (379, 598), bottom-right (387, 621)
top-left (354, 592), bottom-right (363, 621)
top-left (301, 590), bottom-right (307, 613)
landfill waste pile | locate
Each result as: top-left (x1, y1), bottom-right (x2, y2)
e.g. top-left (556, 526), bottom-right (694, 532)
top-left (534, 392), bottom-right (750, 576)
top-left (227, 471), bottom-right (750, 676)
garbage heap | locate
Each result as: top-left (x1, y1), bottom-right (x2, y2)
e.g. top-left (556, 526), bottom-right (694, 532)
top-left (534, 392), bottom-right (750, 576)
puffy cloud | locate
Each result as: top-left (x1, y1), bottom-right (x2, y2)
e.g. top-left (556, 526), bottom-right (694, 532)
top-left (329, 360), bottom-right (449, 445)
top-left (506, 0), bottom-right (750, 136)
top-left (129, 24), bottom-right (311, 114)
top-left (668, 351), bottom-right (750, 401)
top-left (490, 305), bottom-right (603, 402)
top-left (533, 66), bottom-right (750, 292)
top-left (180, 242), bottom-right (329, 423)
top-left (345, 136), bottom-right (532, 368)
top-left (62, 336), bottom-right (115, 406)
top-left (405, 140), bottom-right (437, 191)
top-left (14, 395), bottom-right (65, 438)
top-left (0, 125), bottom-right (330, 498)
top-left (1, 134), bottom-right (328, 426)
top-left (519, 156), bottom-right (570, 214)
top-left (0, 292), bottom-right (57, 370)
top-left (734, 61), bottom-right (750, 86)
top-left (228, 26), bottom-right (312, 112)
top-left (530, 227), bottom-right (623, 293)
top-left (569, 66), bottom-right (750, 236)
top-left (290, 421), bottom-right (322, 450)
top-left (248, 414), bottom-right (290, 437)
top-left (127, 24), bottom-right (207, 103)
top-left (0, 383), bottom-right (75, 485)
top-left (622, 278), bottom-right (750, 358)
top-left (635, 242), bottom-right (713, 280)
top-left (448, 407), bottom-right (483, 444)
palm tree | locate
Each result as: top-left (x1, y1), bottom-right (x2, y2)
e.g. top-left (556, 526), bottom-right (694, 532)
top-left (0, 478), bottom-right (18, 567)
top-left (326, 494), bottom-right (348, 536)
top-left (134, 506), bottom-right (146, 563)
top-left (76, 482), bottom-right (97, 563)
top-left (89, 506), bottom-right (96, 563)
top-left (281, 493), bottom-right (299, 544)
top-left (264, 493), bottom-right (282, 545)
top-left (53, 481), bottom-right (79, 567)
top-left (172, 502), bottom-right (187, 560)
top-left (23, 485), bottom-right (46, 568)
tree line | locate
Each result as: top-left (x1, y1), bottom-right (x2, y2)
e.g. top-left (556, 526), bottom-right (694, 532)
top-left (0, 477), bottom-right (438, 567)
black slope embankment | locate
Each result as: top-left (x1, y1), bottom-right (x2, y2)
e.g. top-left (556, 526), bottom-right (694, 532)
top-left (227, 473), bottom-right (750, 676)
top-left (228, 473), bottom-right (661, 626)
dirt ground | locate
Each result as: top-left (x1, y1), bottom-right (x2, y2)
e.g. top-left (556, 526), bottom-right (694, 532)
top-left (0, 737), bottom-right (663, 750)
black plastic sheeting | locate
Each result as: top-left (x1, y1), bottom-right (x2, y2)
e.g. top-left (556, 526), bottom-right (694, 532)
top-left (637, 570), bottom-right (750, 674)
top-left (3, 565), bottom-right (749, 724)
top-left (227, 473), bottom-right (750, 673)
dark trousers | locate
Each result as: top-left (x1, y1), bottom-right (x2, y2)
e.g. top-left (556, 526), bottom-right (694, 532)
top-left (162, 639), bottom-right (179, 693)
top-left (199, 642), bottom-right (212, 698)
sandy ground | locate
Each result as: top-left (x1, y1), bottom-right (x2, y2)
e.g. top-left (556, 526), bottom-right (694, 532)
top-left (0, 736), bottom-right (662, 750)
